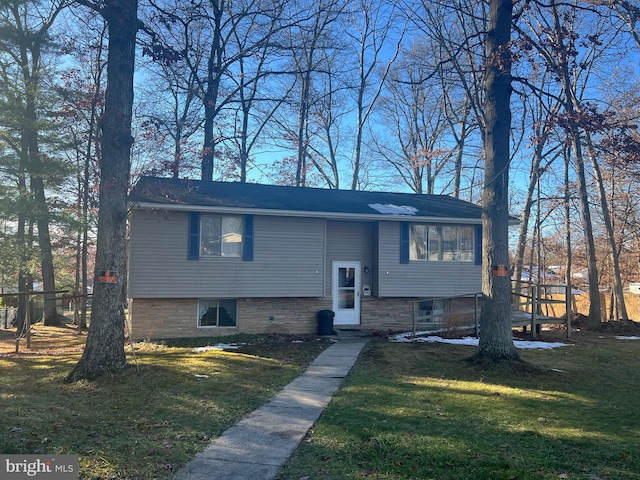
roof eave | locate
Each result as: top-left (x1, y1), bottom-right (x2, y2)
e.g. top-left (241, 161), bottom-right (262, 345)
top-left (130, 201), bottom-right (483, 224)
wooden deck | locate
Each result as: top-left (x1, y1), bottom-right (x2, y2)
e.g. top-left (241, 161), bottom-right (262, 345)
top-left (410, 282), bottom-right (572, 339)
top-left (511, 282), bottom-right (571, 337)
top-left (511, 308), bottom-right (566, 329)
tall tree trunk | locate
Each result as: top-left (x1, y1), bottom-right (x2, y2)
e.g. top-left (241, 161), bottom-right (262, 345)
top-left (585, 133), bottom-right (628, 320)
top-left (564, 144), bottom-right (572, 323)
top-left (548, 3), bottom-right (602, 329)
top-left (28, 88), bottom-right (59, 325)
top-left (477, 0), bottom-right (518, 360)
top-left (66, 0), bottom-right (138, 382)
top-left (19, 27), bottom-right (59, 325)
top-left (451, 101), bottom-right (470, 199)
top-left (15, 135), bottom-right (28, 333)
top-left (296, 74), bottom-right (311, 187)
top-left (512, 148), bottom-right (543, 294)
top-left (512, 95), bottom-right (559, 293)
top-left (201, 0), bottom-right (224, 182)
top-left (570, 133), bottom-right (602, 328)
top-left (201, 74), bottom-right (217, 182)
top-left (31, 175), bottom-right (59, 325)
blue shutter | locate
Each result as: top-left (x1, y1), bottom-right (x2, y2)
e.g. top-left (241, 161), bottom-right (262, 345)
top-left (400, 222), bottom-right (410, 264)
top-left (475, 224), bottom-right (482, 265)
top-left (243, 214), bottom-right (254, 261)
top-left (188, 212), bottom-right (200, 260)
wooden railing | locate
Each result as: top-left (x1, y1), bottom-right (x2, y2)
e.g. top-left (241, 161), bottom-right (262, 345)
top-left (410, 282), bottom-right (573, 339)
top-left (411, 293), bottom-right (482, 337)
top-left (511, 281), bottom-right (572, 338)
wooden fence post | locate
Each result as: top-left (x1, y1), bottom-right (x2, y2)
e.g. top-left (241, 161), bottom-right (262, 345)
top-left (565, 284), bottom-right (571, 339)
top-left (531, 285), bottom-right (538, 338)
top-left (25, 274), bottom-right (32, 349)
top-left (474, 294), bottom-right (480, 338)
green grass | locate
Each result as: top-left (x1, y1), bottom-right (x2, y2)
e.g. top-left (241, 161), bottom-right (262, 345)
top-left (0, 332), bottom-right (332, 479)
top-left (276, 332), bottom-right (640, 480)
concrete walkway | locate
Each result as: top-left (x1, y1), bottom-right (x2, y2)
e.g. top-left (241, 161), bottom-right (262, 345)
top-left (174, 336), bottom-right (370, 480)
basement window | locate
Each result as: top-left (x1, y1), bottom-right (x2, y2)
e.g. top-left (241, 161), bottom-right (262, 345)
top-left (416, 299), bottom-right (446, 324)
top-left (198, 299), bottom-right (238, 327)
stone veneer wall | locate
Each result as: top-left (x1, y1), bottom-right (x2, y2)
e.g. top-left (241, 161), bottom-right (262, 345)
top-left (360, 296), bottom-right (414, 332)
top-left (130, 297), bottom-right (332, 340)
top-left (360, 296), bottom-right (479, 333)
top-left (130, 295), bottom-right (480, 340)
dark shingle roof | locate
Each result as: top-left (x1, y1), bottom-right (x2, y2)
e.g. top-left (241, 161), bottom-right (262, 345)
top-left (129, 176), bottom-right (483, 222)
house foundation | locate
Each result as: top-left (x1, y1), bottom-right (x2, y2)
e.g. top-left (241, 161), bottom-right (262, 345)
top-left (129, 295), bottom-right (478, 340)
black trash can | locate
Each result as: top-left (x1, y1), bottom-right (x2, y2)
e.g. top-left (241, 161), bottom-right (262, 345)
top-left (317, 309), bottom-right (335, 335)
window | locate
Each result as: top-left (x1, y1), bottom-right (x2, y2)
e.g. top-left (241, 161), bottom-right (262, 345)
top-left (410, 224), bottom-right (474, 262)
top-left (200, 216), bottom-right (243, 257)
top-left (198, 299), bottom-right (238, 327)
top-left (416, 299), bottom-right (446, 324)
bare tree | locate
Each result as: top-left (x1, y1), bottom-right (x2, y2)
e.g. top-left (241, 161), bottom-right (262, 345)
top-left (346, 0), bottom-right (403, 190)
top-left (57, 11), bottom-right (107, 330)
top-left (515, 0), bottom-right (631, 328)
top-left (585, 131), bottom-right (629, 320)
top-left (374, 42), bottom-right (453, 194)
top-left (285, 0), bottom-right (345, 186)
top-left (229, 8), bottom-right (296, 183)
top-left (136, 15), bottom-right (204, 179)
top-left (511, 73), bottom-right (563, 293)
top-left (402, 0), bottom-right (487, 198)
top-left (303, 48), bottom-right (346, 188)
top-left (144, 0), bottom-right (303, 182)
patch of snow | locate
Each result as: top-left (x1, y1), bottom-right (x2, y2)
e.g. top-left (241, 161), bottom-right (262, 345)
top-left (369, 203), bottom-right (418, 215)
top-left (192, 344), bottom-right (242, 353)
top-left (513, 339), bottom-right (571, 349)
top-left (616, 336), bottom-right (640, 340)
top-left (389, 334), bottom-right (570, 349)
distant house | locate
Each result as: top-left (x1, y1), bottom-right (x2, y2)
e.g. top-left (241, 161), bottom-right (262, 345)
top-left (127, 176), bottom-right (484, 339)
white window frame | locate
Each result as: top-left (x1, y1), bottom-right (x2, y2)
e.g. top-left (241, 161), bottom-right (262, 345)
top-left (197, 299), bottom-right (238, 328)
top-left (410, 224), bottom-right (474, 262)
top-left (200, 215), bottom-right (243, 257)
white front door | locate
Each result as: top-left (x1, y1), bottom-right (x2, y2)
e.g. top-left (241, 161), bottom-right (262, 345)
top-left (332, 261), bottom-right (361, 325)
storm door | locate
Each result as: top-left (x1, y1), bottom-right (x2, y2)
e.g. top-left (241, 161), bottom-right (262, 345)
top-left (332, 261), bottom-right (361, 325)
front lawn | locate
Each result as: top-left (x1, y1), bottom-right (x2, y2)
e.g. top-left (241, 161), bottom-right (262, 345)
top-left (0, 327), bottom-right (332, 479)
top-left (277, 330), bottom-right (640, 480)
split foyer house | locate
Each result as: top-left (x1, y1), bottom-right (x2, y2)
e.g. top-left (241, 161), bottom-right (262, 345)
top-left (127, 176), bottom-right (484, 339)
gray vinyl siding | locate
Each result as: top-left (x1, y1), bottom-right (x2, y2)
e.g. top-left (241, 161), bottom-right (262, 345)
top-left (371, 222), bottom-right (380, 296)
top-left (129, 210), bottom-right (325, 298)
top-left (377, 221), bottom-right (481, 297)
top-left (324, 221), bottom-right (374, 295)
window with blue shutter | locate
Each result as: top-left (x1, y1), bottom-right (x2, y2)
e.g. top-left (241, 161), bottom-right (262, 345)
top-left (188, 212), bottom-right (200, 260)
top-left (243, 215), bottom-right (254, 261)
top-left (189, 212), bottom-right (248, 260)
top-left (400, 222), bottom-right (410, 264)
top-left (475, 224), bottom-right (482, 265)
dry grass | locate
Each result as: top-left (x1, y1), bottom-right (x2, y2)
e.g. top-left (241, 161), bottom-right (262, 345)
top-left (0, 323), bottom-right (332, 479)
top-left (277, 327), bottom-right (640, 480)
top-left (0, 322), bottom-right (87, 355)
